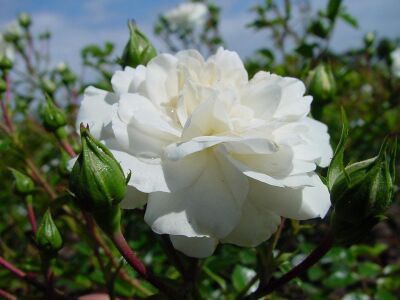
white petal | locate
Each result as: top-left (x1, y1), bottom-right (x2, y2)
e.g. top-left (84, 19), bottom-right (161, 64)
top-left (170, 235), bottom-right (218, 258)
top-left (145, 54), bottom-right (178, 106)
top-left (119, 185), bottom-right (148, 209)
top-left (76, 86), bottom-right (118, 139)
top-left (208, 47), bottom-right (248, 85)
top-left (112, 150), bottom-right (207, 193)
top-left (249, 174), bottom-right (331, 220)
top-left (111, 65), bottom-right (146, 95)
top-left (144, 153), bottom-right (248, 238)
top-left (222, 200), bottom-right (281, 247)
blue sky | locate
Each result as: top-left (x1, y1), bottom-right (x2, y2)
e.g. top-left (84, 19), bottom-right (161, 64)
top-left (1, 0), bottom-right (400, 71)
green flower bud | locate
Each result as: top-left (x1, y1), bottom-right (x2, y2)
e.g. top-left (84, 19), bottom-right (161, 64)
top-left (0, 78), bottom-right (6, 94)
top-left (70, 125), bottom-right (128, 234)
top-left (41, 79), bottom-right (56, 95)
top-left (18, 12), bottom-right (32, 28)
top-left (0, 55), bottom-right (13, 71)
top-left (41, 95), bottom-right (66, 132)
top-left (308, 64), bottom-right (336, 101)
top-left (36, 209), bottom-right (63, 254)
top-left (119, 20), bottom-right (157, 68)
top-left (10, 168), bottom-right (35, 195)
top-left (364, 32), bottom-right (375, 48)
top-left (330, 138), bottom-right (397, 245)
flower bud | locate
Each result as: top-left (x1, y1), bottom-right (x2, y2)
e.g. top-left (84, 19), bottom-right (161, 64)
top-left (18, 12), bottom-right (32, 28)
top-left (41, 79), bottom-right (56, 95)
top-left (119, 20), bottom-right (157, 68)
top-left (307, 64), bottom-right (336, 101)
top-left (70, 125), bottom-right (129, 234)
top-left (329, 137), bottom-right (397, 245)
top-left (0, 54), bottom-right (13, 71)
top-left (36, 209), bottom-right (63, 255)
top-left (10, 168), bottom-right (35, 195)
top-left (363, 32), bottom-right (375, 48)
top-left (41, 95), bottom-right (66, 132)
top-left (0, 78), bottom-right (6, 93)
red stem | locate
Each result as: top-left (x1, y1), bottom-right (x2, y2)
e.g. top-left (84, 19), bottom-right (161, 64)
top-left (0, 288), bottom-right (17, 300)
top-left (27, 201), bottom-right (38, 233)
top-left (59, 138), bottom-right (76, 157)
top-left (111, 230), bottom-right (176, 297)
top-left (245, 233), bottom-right (334, 299)
top-left (0, 97), bottom-right (14, 133)
top-left (5, 74), bottom-right (11, 104)
top-left (0, 256), bottom-right (45, 290)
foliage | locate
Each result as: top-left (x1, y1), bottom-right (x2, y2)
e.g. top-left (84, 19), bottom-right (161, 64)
top-left (0, 0), bottom-right (399, 299)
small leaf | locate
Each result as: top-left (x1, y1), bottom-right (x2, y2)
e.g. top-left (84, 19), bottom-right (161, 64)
top-left (327, 107), bottom-right (349, 190)
top-left (327, 0), bottom-right (343, 21)
top-left (339, 11), bottom-right (359, 28)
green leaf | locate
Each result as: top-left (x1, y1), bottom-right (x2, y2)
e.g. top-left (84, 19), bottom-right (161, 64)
top-left (357, 262), bottom-right (381, 278)
top-left (327, 0), bottom-right (343, 21)
top-left (339, 11), bottom-right (359, 28)
top-left (322, 270), bottom-right (358, 288)
top-left (375, 290), bottom-right (397, 300)
top-left (232, 265), bottom-right (256, 292)
top-left (327, 107), bottom-right (349, 190)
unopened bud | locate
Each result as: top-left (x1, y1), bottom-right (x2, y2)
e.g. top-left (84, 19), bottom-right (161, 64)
top-left (119, 20), bottom-right (156, 68)
top-left (364, 32), bottom-right (375, 48)
top-left (41, 79), bottom-right (56, 95)
top-left (70, 125), bottom-right (129, 234)
top-left (0, 78), bottom-right (6, 93)
top-left (18, 12), bottom-right (32, 28)
top-left (10, 168), bottom-right (35, 195)
top-left (0, 55), bottom-right (13, 71)
top-left (36, 209), bottom-right (63, 254)
top-left (308, 64), bottom-right (336, 101)
top-left (329, 136), bottom-right (397, 245)
top-left (41, 95), bottom-right (66, 132)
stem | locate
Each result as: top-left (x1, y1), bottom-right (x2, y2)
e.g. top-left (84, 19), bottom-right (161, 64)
top-left (244, 233), bottom-right (334, 299)
top-left (0, 288), bottom-right (17, 300)
top-left (0, 255), bottom-right (45, 291)
top-left (82, 213), bottom-right (152, 296)
top-left (25, 157), bottom-right (57, 200)
top-left (26, 195), bottom-right (38, 233)
top-left (0, 94), bottom-right (14, 133)
top-left (59, 137), bottom-right (76, 157)
top-left (111, 230), bottom-right (177, 298)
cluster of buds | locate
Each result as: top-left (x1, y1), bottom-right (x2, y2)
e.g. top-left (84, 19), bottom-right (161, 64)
top-left (70, 125), bottom-right (130, 235)
top-left (328, 112), bottom-right (397, 245)
top-left (119, 20), bottom-right (157, 68)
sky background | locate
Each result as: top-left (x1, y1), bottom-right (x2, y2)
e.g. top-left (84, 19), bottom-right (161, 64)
top-left (1, 0), bottom-right (400, 71)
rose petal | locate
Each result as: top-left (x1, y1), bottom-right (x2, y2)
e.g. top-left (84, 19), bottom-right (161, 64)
top-left (170, 235), bottom-right (218, 258)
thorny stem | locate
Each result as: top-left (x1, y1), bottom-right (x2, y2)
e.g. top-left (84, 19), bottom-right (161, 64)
top-left (243, 233), bottom-right (334, 299)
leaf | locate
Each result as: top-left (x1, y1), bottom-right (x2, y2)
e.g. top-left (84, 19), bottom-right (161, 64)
top-left (375, 290), bottom-right (397, 300)
top-left (357, 262), bottom-right (381, 278)
top-left (339, 11), bottom-right (359, 28)
top-left (327, 107), bottom-right (349, 190)
top-left (327, 0), bottom-right (343, 21)
top-left (322, 270), bottom-right (358, 288)
top-left (232, 265), bottom-right (256, 292)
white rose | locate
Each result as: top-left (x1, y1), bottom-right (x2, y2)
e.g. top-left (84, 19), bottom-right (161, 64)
top-left (163, 2), bottom-right (208, 30)
top-left (391, 48), bottom-right (400, 78)
top-left (77, 48), bottom-right (332, 258)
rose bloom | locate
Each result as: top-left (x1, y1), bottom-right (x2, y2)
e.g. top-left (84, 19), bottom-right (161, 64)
top-left (391, 48), bottom-right (400, 78)
top-left (163, 2), bottom-right (208, 30)
top-left (77, 48), bottom-right (332, 257)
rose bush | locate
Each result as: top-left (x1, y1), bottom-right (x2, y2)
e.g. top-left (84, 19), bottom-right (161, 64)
top-left (77, 48), bottom-right (332, 257)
